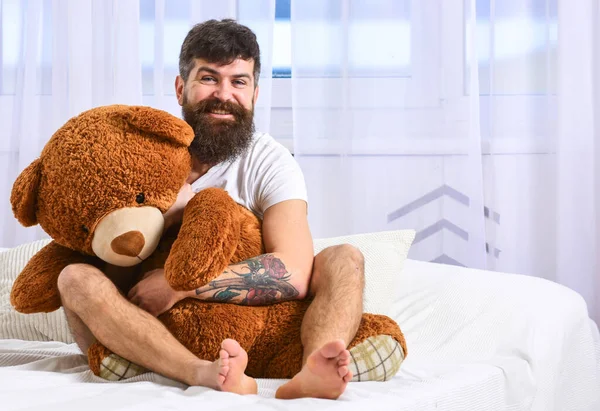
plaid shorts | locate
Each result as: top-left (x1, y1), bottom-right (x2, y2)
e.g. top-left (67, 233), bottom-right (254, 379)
top-left (99, 354), bottom-right (148, 381)
top-left (348, 335), bottom-right (406, 382)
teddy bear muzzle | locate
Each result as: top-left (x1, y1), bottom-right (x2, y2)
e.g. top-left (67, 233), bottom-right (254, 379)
top-left (91, 206), bottom-right (164, 267)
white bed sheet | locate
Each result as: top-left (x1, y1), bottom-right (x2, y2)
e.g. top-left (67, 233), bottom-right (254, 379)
top-left (1, 259), bottom-right (599, 411)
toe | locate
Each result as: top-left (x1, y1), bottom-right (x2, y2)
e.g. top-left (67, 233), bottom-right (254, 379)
top-left (217, 374), bottom-right (226, 386)
top-left (339, 349), bottom-right (351, 360)
top-left (221, 339), bottom-right (241, 357)
top-left (219, 348), bottom-right (230, 361)
top-left (338, 365), bottom-right (349, 378)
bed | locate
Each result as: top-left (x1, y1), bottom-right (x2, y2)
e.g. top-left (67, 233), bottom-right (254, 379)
top-left (1, 243), bottom-right (599, 410)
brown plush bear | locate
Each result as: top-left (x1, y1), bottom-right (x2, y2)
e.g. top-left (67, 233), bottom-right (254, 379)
top-left (9, 104), bottom-right (407, 383)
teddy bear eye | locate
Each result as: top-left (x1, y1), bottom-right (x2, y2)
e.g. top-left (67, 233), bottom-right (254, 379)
top-left (136, 193), bottom-right (145, 204)
top-left (81, 225), bottom-right (89, 234)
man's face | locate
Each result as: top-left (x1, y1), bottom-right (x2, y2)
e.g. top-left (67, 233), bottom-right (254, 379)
top-left (176, 58), bottom-right (259, 165)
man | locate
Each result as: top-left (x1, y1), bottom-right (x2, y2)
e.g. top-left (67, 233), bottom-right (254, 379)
top-left (57, 19), bottom-right (365, 400)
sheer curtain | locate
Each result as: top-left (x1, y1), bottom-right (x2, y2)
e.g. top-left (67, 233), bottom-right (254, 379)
top-left (0, 0), bottom-right (275, 247)
top-left (292, 0), bottom-right (599, 324)
top-left (1, 0), bottom-right (143, 247)
top-left (1, 0), bottom-right (598, 324)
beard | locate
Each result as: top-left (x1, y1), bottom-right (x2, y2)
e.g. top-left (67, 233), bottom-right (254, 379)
top-left (181, 96), bottom-right (255, 165)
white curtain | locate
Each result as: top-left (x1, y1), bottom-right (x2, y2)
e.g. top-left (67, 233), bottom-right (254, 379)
top-left (292, 0), bottom-right (599, 324)
top-left (1, 0), bottom-right (143, 247)
top-left (1, 0), bottom-right (598, 324)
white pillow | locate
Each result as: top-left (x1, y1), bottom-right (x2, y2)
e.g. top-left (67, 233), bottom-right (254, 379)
top-left (0, 230), bottom-right (415, 343)
top-left (313, 229), bottom-right (415, 317)
top-left (0, 238), bottom-right (74, 343)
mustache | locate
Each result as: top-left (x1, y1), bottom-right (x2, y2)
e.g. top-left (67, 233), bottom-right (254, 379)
top-left (187, 98), bottom-right (247, 119)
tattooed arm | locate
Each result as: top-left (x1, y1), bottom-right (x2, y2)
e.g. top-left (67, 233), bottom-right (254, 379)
top-left (190, 200), bottom-right (314, 305)
top-left (192, 254), bottom-right (298, 304)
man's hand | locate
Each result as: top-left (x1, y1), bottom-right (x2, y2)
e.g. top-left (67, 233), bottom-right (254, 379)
top-left (163, 183), bottom-right (195, 230)
top-left (128, 269), bottom-right (187, 316)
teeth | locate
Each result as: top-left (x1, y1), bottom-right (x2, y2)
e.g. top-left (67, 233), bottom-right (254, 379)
top-left (211, 110), bottom-right (230, 115)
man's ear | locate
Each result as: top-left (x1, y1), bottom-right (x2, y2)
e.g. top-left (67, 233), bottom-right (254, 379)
top-left (175, 75), bottom-right (185, 106)
top-left (11, 159), bottom-right (42, 227)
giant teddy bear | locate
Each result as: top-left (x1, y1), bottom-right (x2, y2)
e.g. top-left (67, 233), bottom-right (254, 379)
top-left (9, 105), bottom-right (407, 384)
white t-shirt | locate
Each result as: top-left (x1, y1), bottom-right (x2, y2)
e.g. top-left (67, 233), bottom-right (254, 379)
top-left (190, 132), bottom-right (308, 220)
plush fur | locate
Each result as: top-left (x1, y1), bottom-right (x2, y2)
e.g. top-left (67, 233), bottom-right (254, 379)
top-left (9, 104), bottom-right (407, 381)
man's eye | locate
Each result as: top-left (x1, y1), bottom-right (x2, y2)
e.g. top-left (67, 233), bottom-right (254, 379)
top-left (201, 76), bottom-right (217, 83)
top-left (233, 80), bottom-right (247, 87)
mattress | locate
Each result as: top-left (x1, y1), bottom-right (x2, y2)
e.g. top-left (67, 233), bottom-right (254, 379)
top-left (1, 259), bottom-right (599, 411)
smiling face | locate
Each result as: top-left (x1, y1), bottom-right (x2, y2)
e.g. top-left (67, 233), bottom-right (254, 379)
top-left (176, 58), bottom-right (259, 165)
top-left (178, 58), bottom-right (258, 114)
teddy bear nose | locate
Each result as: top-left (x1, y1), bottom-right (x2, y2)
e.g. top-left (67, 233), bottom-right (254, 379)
top-left (110, 231), bottom-right (146, 257)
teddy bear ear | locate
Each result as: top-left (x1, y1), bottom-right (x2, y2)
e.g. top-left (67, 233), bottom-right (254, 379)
top-left (124, 106), bottom-right (195, 147)
top-left (10, 158), bottom-right (42, 227)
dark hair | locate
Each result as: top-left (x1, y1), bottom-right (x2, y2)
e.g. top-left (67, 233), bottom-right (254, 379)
top-left (179, 19), bottom-right (261, 86)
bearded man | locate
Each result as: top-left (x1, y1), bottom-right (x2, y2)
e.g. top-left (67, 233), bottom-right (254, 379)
top-left (57, 19), bottom-right (365, 400)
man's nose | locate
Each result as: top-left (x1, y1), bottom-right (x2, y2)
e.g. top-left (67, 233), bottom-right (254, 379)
top-left (213, 82), bottom-right (234, 102)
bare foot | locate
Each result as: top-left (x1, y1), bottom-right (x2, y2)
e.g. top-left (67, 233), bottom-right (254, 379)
top-left (189, 339), bottom-right (257, 395)
top-left (275, 339), bottom-right (352, 400)
top-left (215, 339), bottom-right (257, 395)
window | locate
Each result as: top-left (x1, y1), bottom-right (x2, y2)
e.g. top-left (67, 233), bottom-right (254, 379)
top-left (0, 0), bottom-right (19, 95)
top-left (139, 0), bottom-right (195, 96)
top-left (286, 0), bottom-right (442, 154)
top-left (272, 0), bottom-right (440, 109)
top-left (0, 0), bottom-right (559, 99)
top-left (272, 0), bottom-right (291, 78)
top-left (466, 0), bottom-right (557, 96)
top-left (0, 0), bottom-right (53, 95)
top-left (459, 0), bottom-right (558, 152)
top-left (139, 0), bottom-right (295, 95)
top-left (0, 0), bottom-right (558, 154)
top-left (275, 0), bottom-right (412, 79)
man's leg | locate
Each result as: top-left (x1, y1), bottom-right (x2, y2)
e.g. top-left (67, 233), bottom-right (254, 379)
top-left (58, 263), bottom-right (256, 394)
top-left (276, 244), bottom-right (365, 399)
top-left (63, 305), bottom-right (95, 355)
top-left (301, 244), bottom-right (365, 358)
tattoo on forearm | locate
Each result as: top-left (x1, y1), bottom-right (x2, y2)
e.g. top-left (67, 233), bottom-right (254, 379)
top-left (195, 254), bottom-right (299, 305)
